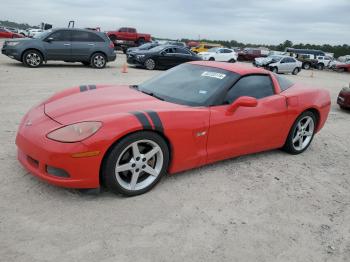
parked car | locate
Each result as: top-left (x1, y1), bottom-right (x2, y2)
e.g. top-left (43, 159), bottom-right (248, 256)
top-left (0, 27), bottom-right (24, 38)
top-left (198, 47), bottom-right (237, 62)
top-left (337, 86), bottom-right (350, 109)
top-left (265, 55), bottom-right (302, 75)
top-left (27, 28), bottom-right (44, 38)
top-left (127, 45), bottom-right (201, 70)
top-left (253, 55), bottom-right (284, 67)
top-left (335, 61), bottom-right (350, 72)
top-left (237, 48), bottom-right (268, 61)
top-left (15, 62), bottom-right (331, 196)
top-left (126, 42), bottom-right (159, 55)
top-left (316, 56), bottom-right (333, 70)
top-left (1, 28), bottom-right (116, 68)
top-left (286, 48), bottom-right (326, 70)
top-left (107, 27), bottom-right (151, 45)
top-left (191, 43), bottom-right (222, 53)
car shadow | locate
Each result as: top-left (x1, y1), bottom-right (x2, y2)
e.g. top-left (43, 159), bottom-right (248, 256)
top-left (2, 62), bottom-right (115, 69)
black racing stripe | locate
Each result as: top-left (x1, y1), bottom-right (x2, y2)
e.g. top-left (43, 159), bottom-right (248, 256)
top-left (145, 110), bottom-right (164, 133)
top-left (80, 85), bottom-right (88, 92)
top-left (88, 85), bottom-right (96, 90)
top-left (130, 111), bottom-right (152, 130)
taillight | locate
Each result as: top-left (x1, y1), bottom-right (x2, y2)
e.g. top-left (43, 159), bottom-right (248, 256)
top-left (109, 41), bottom-right (114, 48)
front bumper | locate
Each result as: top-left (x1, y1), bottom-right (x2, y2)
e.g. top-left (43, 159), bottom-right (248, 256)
top-left (16, 105), bottom-right (102, 188)
top-left (126, 54), bottom-right (144, 66)
top-left (1, 46), bottom-right (22, 61)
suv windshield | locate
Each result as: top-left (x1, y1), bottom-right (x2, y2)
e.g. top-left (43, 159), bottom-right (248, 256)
top-left (137, 63), bottom-right (239, 106)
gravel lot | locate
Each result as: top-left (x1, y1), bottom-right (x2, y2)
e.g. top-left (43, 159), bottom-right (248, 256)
top-left (0, 40), bottom-right (349, 262)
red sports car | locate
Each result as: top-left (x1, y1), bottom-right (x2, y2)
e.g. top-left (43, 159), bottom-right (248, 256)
top-left (0, 28), bottom-right (24, 39)
top-left (16, 62), bottom-right (331, 196)
top-left (337, 86), bottom-right (350, 109)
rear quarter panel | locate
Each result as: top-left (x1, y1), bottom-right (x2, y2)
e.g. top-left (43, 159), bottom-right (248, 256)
top-left (281, 84), bottom-right (331, 133)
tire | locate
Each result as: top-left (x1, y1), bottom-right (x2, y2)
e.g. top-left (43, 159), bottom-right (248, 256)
top-left (283, 111), bottom-right (316, 155)
top-left (22, 50), bottom-right (43, 68)
top-left (137, 38), bottom-right (145, 45)
top-left (102, 131), bottom-right (170, 196)
top-left (209, 57), bottom-right (215, 61)
top-left (303, 63), bottom-right (311, 70)
top-left (144, 58), bottom-right (156, 70)
top-left (292, 67), bottom-right (300, 75)
top-left (228, 59), bottom-right (236, 63)
top-left (317, 63), bottom-right (324, 70)
top-left (90, 53), bottom-right (106, 69)
top-left (271, 67), bottom-right (278, 73)
top-left (81, 61), bottom-right (90, 66)
top-left (337, 68), bottom-right (346, 73)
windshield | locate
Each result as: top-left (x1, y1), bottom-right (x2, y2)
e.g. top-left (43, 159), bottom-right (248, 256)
top-left (137, 63), bottom-right (240, 106)
top-left (33, 30), bottom-right (51, 39)
top-left (149, 45), bottom-right (165, 52)
top-left (139, 43), bottom-right (153, 50)
top-left (268, 55), bottom-right (282, 62)
top-left (207, 47), bottom-right (220, 53)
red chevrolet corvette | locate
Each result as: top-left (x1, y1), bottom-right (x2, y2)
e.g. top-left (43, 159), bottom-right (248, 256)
top-left (16, 62), bottom-right (331, 196)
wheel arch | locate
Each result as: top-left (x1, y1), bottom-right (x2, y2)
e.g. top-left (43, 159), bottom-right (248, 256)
top-left (89, 51), bottom-right (107, 61)
top-left (21, 48), bottom-right (46, 62)
top-left (99, 129), bottom-right (173, 186)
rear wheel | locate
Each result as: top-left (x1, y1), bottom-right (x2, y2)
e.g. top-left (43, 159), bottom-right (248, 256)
top-left (90, 53), bottom-right (106, 69)
top-left (22, 50), bottom-right (43, 68)
top-left (303, 63), bottom-right (311, 70)
top-left (292, 67), bottom-right (300, 75)
top-left (102, 131), bottom-right (170, 196)
top-left (209, 57), bottom-right (215, 61)
top-left (271, 67), bottom-right (278, 73)
top-left (144, 58), bottom-right (156, 70)
top-left (283, 111), bottom-right (316, 154)
top-left (228, 58), bottom-right (236, 63)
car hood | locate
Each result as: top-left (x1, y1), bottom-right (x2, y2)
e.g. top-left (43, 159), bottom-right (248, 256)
top-left (44, 85), bottom-right (181, 124)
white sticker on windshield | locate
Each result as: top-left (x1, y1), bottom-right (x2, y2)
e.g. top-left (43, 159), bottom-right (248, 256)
top-left (201, 71), bottom-right (226, 79)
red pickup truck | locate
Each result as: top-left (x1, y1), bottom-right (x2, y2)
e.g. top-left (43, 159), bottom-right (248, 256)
top-left (107, 27), bottom-right (151, 45)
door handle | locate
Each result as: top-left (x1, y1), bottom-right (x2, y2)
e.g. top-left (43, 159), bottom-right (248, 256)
top-left (88, 43), bottom-right (95, 46)
top-left (63, 43), bottom-right (71, 46)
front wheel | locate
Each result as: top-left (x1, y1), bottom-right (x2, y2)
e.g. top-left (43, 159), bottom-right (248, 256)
top-left (292, 67), bottom-right (300, 75)
top-left (144, 58), bottom-right (156, 70)
top-left (303, 63), bottom-right (311, 70)
top-left (209, 57), bottom-right (215, 61)
top-left (271, 67), bottom-right (278, 73)
top-left (22, 50), bottom-right (43, 68)
top-left (317, 63), bottom-right (324, 70)
top-left (102, 131), bottom-right (170, 196)
top-left (90, 53), bottom-right (106, 69)
top-left (283, 111), bottom-right (316, 154)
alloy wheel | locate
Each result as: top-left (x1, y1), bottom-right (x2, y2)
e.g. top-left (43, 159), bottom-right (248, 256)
top-left (93, 55), bottom-right (106, 68)
top-left (292, 116), bottom-right (315, 151)
top-left (25, 53), bottom-right (41, 67)
top-left (115, 139), bottom-right (163, 191)
top-left (145, 59), bottom-right (155, 70)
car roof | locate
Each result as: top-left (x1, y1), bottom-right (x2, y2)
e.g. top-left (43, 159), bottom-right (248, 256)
top-left (52, 28), bottom-right (100, 33)
top-left (189, 61), bottom-right (269, 75)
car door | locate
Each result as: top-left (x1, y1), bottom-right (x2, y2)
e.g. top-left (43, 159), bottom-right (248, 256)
top-left (173, 47), bottom-right (194, 64)
top-left (206, 74), bottom-right (288, 163)
top-left (43, 30), bottom-right (72, 60)
top-left (157, 47), bottom-right (177, 67)
top-left (278, 57), bottom-right (291, 72)
top-left (70, 30), bottom-right (104, 61)
top-left (216, 49), bottom-right (230, 61)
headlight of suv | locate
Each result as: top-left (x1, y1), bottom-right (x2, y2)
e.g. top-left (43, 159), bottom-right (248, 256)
top-left (47, 122), bottom-right (102, 143)
top-left (7, 41), bottom-right (20, 46)
top-left (136, 55), bottom-right (145, 59)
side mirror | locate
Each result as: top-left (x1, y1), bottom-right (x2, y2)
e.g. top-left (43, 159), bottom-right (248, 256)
top-left (226, 96), bottom-right (258, 114)
top-left (45, 37), bottom-right (54, 42)
top-left (160, 51), bottom-right (166, 56)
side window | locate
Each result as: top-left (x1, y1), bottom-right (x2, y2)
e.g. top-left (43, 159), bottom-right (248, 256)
top-left (276, 74), bottom-right (294, 92)
top-left (223, 49), bottom-right (232, 53)
top-left (48, 30), bottom-right (71, 41)
top-left (175, 48), bottom-right (190, 54)
top-left (119, 28), bottom-right (127, 32)
top-left (128, 28), bottom-right (136, 33)
top-left (87, 32), bottom-right (104, 42)
top-left (286, 57), bottom-right (295, 63)
top-left (281, 58), bottom-right (289, 63)
top-left (225, 75), bottom-right (274, 104)
top-left (164, 48), bottom-right (174, 53)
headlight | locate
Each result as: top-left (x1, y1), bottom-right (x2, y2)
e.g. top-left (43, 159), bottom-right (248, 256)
top-left (7, 41), bottom-right (20, 46)
top-left (136, 55), bottom-right (145, 59)
top-left (47, 122), bottom-right (102, 143)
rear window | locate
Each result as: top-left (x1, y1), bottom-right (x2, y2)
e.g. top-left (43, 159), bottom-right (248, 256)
top-left (275, 74), bottom-right (294, 91)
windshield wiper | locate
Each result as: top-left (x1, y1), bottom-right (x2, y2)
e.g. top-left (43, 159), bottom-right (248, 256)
top-left (140, 90), bottom-right (164, 101)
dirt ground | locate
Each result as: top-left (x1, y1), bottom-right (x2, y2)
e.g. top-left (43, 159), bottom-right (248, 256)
top-left (0, 40), bottom-right (349, 262)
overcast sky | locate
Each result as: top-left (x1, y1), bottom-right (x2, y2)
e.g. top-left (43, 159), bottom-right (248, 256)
top-left (1, 0), bottom-right (349, 45)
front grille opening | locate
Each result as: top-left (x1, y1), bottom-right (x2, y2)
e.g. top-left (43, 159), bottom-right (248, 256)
top-left (46, 166), bottom-right (70, 178)
top-left (27, 156), bottom-right (39, 168)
